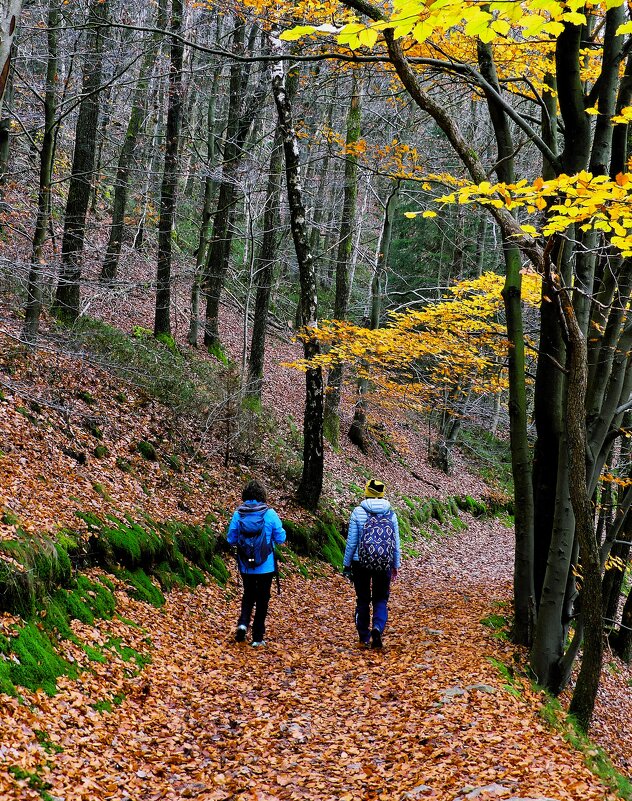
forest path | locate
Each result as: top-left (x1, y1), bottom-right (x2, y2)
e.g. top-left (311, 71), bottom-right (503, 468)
top-left (36, 518), bottom-right (620, 801)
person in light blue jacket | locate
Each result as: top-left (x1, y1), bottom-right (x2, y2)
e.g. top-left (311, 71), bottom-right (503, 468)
top-left (227, 479), bottom-right (286, 647)
top-left (342, 479), bottom-right (401, 649)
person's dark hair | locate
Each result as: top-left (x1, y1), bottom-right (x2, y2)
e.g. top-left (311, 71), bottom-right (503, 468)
top-left (242, 479), bottom-right (267, 502)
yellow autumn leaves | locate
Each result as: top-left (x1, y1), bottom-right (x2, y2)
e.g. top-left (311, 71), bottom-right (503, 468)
top-left (280, 0), bottom-right (630, 50)
top-left (285, 271), bottom-right (541, 412)
top-left (405, 172), bottom-right (632, 256)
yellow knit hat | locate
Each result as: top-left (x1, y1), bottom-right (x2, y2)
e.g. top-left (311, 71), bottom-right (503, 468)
top-left (365, 479), bottom-right (385, 498)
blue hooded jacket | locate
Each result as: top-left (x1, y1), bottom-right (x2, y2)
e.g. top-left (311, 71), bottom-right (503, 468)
top-left (343, 498), bottom-right (401, 570)
top-left (227, 500), bottom-right (286, 574)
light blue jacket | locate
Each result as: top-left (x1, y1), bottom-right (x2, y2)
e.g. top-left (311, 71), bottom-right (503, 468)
top-left (226, 500), bottom-right (286, 574)
top-left (343, 498), bottom-right (401, 570)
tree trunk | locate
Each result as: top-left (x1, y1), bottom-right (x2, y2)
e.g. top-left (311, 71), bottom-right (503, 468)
top-left (612, 586), bottom-right (632, 662)
top-left (323, 73), bottom-right (361, 449)
top-left (557, 270), bottom-right (604, 730)
top-left (271, 57), bottom-right (323, 510)
top-left (22, 0), bottom-right (59, 342)
top-left (245, 121), bottom-right (283, 401)
top-left (203, 23), bottom-right (265, 351)
top-left (349, 182), bottom-right (399, 452)
top-left (188, 55), bottom-right (222, 345)
top-left (154, 0), bottom-right (184, 338)
top-left (100, 1), bottom-right (164, 283)
top-left (477, 38), bottom-right (536, 644)
top-left (54, 0), bottom-right (108, 322)
top-left (0, 1), bottom-right (21, 105)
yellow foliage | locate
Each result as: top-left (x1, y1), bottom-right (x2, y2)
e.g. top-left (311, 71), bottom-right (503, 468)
top-left (284, 272), bottom-right (540, 413)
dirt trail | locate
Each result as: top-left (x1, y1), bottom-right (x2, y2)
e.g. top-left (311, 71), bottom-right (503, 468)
top-left (15, 518), bottom-right (620, 801)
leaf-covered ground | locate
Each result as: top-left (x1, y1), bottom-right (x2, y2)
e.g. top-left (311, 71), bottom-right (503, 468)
top-left (0, 261), bottom-right (630, 798)
top-left (1, 516), bottom-right (629, 801)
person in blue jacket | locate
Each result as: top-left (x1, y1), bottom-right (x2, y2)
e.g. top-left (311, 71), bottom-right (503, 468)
top-left (227, 479), bottom-right (286, 647)
top-left (342, 479), bottom-right (401, 649)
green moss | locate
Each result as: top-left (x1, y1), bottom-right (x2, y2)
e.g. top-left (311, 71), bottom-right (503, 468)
top-left (155, 332), bottom-right (178, 353)
top-left (132, 325), bottom-right (152, 338)
top-left (84, 419), bottom-right (103, 439)
top-left (480, 613), bottom-right (510, 640)
top-left (8, 622), bottom-right (76, 695)
top-left (540, 696), bottom-right (632, 799)
top-left (207, 341), bottom-right (229, 364)
top-left (8, 765), bottom-right (53, 795)
top-left (1, 508), bottom-right (19, 525)
top-left (456, 495), bottom-right (488, 516)
top-left (136, 440), bottom-right (157, 461)
top-left (50, 575), bottom-right (116, 629)
top-left (92, 482), bottom-right (113, 502)
top-left (15, 405), bottom-right (37, 423)
top-left (115, 457), bottom-right (134, 474)
top-left (0, 533), bottom-right (71, 618)
top-left (209, 554), bottom-right (229, 585)
top-left (104, 635), bottom-right (151, 669)
top-left (34, 729), bottom-right (63, 754)
top-left (165, 454), bottom-right (183, 472)
top-left (77, 390), bottom-right (96, 405)
top-left (0, 657), bottom-right (16, 696)
top-left (82, 643), bottom-right (107, 663)
top-left (94, 445), bottom-right (109, 458)
top-left (117, 568), bottom-right (165, 607)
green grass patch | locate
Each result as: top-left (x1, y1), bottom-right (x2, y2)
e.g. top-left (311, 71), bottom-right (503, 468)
top-left (487, 656), bottom-right (523, 699)
top-left (480, 613), bottom-right (510, 641)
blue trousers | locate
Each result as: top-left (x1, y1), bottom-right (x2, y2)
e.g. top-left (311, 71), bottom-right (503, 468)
top-left (351, 563), bottom-right (391, 642)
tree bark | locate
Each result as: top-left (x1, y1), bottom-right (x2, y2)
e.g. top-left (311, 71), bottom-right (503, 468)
top-left (54, 0), bottom-right (108, 322)
top-left (478, 38), bottom-right (535, 644)
top-left (154, 0), bottom-right (184, 337)
top-left (0, 0), bottom-right (21, 105)
top-left (100, 1), bottom-right (164, 283)
top-left (187, 52), bottom-right (222, 345)
top-left (22, 0), bottom-right (59, 342)
top-left (245, 121), bottom-right (283, 401)
top-left (556, 269), bottom-right (604, 730)
top-left (349, 182), bottom-right (399, 452)
top-left (323, 72), bottom-right (361, 449)
top-left (203, 23), bottom-right (265, 351)
top-left (271, 55), bottom-right (323, 510)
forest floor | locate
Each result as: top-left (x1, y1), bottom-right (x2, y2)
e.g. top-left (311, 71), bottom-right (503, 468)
top-left (0, 256), bottom-right (631, 798)
top-left (2, 510), bottom-right (630, 801)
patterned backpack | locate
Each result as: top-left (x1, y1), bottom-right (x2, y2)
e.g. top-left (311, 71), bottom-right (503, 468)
top-left (358, 511), bottom-right (396, 571)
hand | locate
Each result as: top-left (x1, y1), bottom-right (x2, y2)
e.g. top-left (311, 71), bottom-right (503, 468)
top-left (342, 566), bottom-right (353, 582)
top-left (391, 568), bottom-right (399, 582)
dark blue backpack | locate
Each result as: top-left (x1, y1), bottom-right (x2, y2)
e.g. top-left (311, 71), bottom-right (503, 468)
top-left (358, 511), bottom-right (395, 571)
top-left (236, 504), bottom-right (273, 569)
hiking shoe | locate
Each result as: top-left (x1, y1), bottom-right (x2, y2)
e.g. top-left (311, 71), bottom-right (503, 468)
top-left (235, 625), bottom-right (247, 643)
top-left (370, 628), bottom-right (383, 649)
top-left (251, 640), bottom-right (266, 648)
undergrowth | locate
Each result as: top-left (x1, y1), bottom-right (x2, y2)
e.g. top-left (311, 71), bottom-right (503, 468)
top-left (71, 317), bottom-right (224, 416)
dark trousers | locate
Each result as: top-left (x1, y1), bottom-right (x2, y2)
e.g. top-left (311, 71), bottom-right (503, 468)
top-left (238, 572), bottom-right (274, 642)
top-left (352, 562), bottom-right (391, 643)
